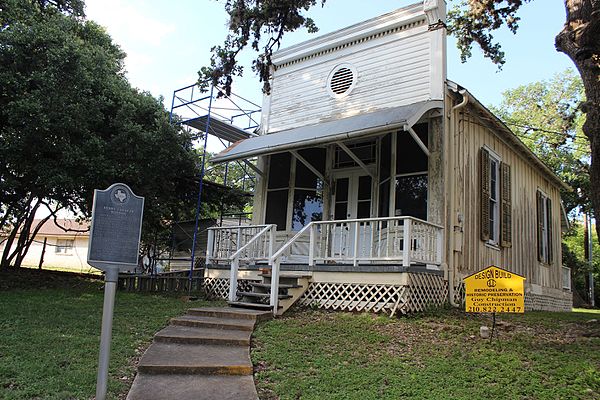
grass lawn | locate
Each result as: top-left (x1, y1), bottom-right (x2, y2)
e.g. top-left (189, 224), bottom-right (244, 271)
top-left (0, 268), bottom-right (218, 400)
top-left (253, 307), bottom-right (600, 400)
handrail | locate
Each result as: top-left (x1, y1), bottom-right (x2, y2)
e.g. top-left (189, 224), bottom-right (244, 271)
top-left (229, 224), bottom-right (275, 261)
top-left (206, 224), bottom-right (273, 264)
top-left (226, 224), bottom-right (276, 304)
top-left (208, 224), bottom-right (271, 231)
top-left (270, 223), bottom-right (313, 261)
top-left (216, 216), bottom-right (444, 316)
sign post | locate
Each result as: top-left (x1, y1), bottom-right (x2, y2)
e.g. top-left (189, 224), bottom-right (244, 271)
top-left (87, 183), bottom-right (144, 400)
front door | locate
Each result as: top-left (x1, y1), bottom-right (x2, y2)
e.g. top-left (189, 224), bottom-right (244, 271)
top-left (331, 171), bottom-right (373, 259)
top-left (333, 172), bottom-right (372, 220)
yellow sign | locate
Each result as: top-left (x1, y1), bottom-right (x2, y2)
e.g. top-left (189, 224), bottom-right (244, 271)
top-left (464, 266), bottom-right (525, 313)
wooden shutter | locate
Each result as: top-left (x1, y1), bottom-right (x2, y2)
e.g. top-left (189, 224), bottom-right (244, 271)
top-left (536, 191), bottom-right (544, 262)
top-left (500, 162), bottom-right (512, 247)
top-left (547, 197), bottom-right (553, 263)
top-left (480, 148), bottom-right (490, 241)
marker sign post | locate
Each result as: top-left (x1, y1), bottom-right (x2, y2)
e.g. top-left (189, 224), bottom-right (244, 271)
top-left (87, 183), bottom-right (144, 400)
top-left (464, 266), bottom-right (526, 313)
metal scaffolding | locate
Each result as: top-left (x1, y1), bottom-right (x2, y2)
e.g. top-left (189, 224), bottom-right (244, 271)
top-left (169, 82), bottom-right (261, 277)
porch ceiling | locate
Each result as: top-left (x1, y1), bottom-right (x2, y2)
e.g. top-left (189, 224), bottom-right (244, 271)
top-left (211, 100), bottom-right (443, 163)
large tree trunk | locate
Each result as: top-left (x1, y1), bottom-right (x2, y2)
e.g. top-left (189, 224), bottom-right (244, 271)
top-left (555, 0), bottom-right (600, 240)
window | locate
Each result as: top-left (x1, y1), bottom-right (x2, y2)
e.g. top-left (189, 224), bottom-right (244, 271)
top-left (537, 191), bottom-right (553, 264)
top-left (265, 149), bottom-right (325, 231)
top-left (265, 153), bottom-right (291, 230)
top-left (395, 174), bottom-right (428, 220)
top-left (334, 140), bottom-right (376, 168)
top-left (394, 126), bottom-right (428, 219)
top-left (378, 134), bottom-right (391, 218)
top-left (292, 149), bottom-right (325, 231)
top-left (489, 157), bottom-right (500, 244)
top-left (55, 239), bottom-right (74, 255)
top-left (480, 148), bottom-right (511, 246)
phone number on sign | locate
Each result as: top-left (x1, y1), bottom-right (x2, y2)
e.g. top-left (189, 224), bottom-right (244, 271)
top-left (466, 305), bottom-right (522, 313)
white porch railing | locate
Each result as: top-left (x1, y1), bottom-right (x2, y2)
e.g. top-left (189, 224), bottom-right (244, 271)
top-left (206, 217), bottom-right (444, 315)
top-left (275, 216), bottom-right (444, 267)
top-left (562, 266), bottom-right (571, 290)
top-left (206, 224), bottom-right (276, 265)
top-left (206, 224), bottom-right (276, 304)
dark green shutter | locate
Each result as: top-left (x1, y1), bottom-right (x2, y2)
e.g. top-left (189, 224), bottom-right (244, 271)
top-left (547, 197), bottom-right (553, 263)
top-left (500, 163), bottom-right (512, 247)
top-left (480, 148), bottom-right (490, 241)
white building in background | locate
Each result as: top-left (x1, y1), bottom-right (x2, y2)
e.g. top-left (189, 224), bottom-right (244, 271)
top-left (0, 219), bottom-right (94, 273)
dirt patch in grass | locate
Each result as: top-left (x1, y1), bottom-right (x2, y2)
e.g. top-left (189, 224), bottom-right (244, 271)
top-left (252, 308), bottom-right (600, 400)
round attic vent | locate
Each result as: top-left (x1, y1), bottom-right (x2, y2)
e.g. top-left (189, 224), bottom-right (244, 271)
top-left (327, 64), bottom-right (357, 98)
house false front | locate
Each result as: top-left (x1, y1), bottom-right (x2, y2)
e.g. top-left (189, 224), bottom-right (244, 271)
top-left (204, 0), bottom-right (572, 315)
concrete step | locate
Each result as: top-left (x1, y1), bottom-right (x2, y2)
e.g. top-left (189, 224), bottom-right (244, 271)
top-left (137, 342), bottom-right (252, 375)
top-left (154, 325), bottom-right (252, 346)
top-left (186, 306), bottom-right (272, 321)
top-left (237, 291), bottom-right (292, 300)
top-left (171, 315), bottom-right (255, 331)
top-left (127, 374), bottom-right (258, 400)
top-left (228, 301), bottom-right (274, 311)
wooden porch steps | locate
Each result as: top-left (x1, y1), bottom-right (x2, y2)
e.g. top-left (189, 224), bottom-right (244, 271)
top-left (229, 301), bottom-right (273, 311)
top-left (228, 272), bottom-right (312, 315)
top-left (237, 291), bottom-right (292, 300)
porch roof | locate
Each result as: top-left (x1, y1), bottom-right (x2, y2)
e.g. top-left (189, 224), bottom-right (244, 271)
top-left (211, 100), bottom-right (443, 163)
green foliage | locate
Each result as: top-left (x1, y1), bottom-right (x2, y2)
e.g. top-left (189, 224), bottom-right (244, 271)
top-left (447, 0), bottom-right (533, 67)
top-left (0, 1), bottom-right (232, 268)
top-left (491, 69), bottom-right (589, 214)
top-left (199, 0), bottom-right (538, 94)
top-left (253, 309), bottom-right (600, 399)
top-left (198, 0), bottom-right (325, 95)
top-left (563, 221), bottom-right (600, 304)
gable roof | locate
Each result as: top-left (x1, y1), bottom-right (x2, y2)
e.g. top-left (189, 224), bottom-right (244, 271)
top-left (26, 219), bottom-right (89, 237)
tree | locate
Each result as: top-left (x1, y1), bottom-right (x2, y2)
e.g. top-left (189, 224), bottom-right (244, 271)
top-left (491, 69), bottom-right (589, 214)
top-left (563, 221), bottom-right (600, 305)
top-left (0, 1), bottom-right (201, 269)
top-left (199, 0), bottom-right (600, 240)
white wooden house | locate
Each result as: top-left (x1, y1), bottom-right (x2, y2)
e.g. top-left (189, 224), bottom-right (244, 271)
top-left (204, 0), bottom-right (572, 315)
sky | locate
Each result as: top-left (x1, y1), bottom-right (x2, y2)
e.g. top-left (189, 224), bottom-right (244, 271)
top-left (85, 0), bottom-right (573, 113)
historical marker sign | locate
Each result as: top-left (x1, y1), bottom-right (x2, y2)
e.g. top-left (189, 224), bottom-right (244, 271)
top-left (87, 183), bottom-right (144, 272)
top-left (465, 265), bottom-right (525, 313)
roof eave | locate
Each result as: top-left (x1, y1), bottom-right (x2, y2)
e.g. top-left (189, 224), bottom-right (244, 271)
top-left (447, 81), bottom-right (572, 192)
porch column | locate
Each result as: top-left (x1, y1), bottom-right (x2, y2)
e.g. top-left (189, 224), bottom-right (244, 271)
top-left (428, 116), bottom-right (445, 226)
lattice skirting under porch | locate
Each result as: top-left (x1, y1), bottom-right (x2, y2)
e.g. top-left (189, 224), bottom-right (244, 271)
top-left (203, 277), bottom-right (257, 300)
top-left (299, 273), bottom-right (448, 315)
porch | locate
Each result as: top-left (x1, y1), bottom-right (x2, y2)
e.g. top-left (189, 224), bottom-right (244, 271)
top-left (205, 216), bottom-right (447, 315)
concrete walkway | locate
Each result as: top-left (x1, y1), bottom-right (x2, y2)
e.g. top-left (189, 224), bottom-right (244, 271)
top-left (127, 307), bottom-right (271, 400)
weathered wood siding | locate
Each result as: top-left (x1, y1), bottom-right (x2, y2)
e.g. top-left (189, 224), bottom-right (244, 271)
top-left (266, 19), bottom-right (431, 133)
top-left (449, 96), bottom-right (564, 290)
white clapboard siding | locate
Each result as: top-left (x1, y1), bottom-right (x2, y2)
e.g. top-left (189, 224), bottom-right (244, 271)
top-left (449, 95), bottom-right (564, 291)
top-left (267, 24), bottom-right (432, 133)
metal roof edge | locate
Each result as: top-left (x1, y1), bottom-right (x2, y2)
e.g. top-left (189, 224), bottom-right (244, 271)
top-left (211, 100), bottom-right (443, 164)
